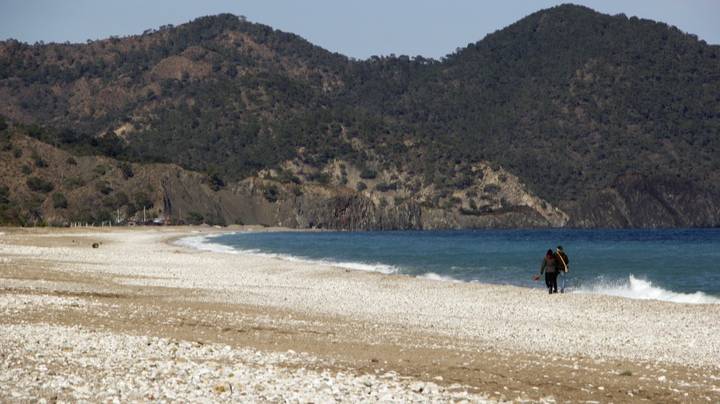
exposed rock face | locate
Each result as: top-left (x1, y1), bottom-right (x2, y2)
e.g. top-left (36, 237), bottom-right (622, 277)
top-left (565, 175), bottom-right (720, 228)
top-left (166, 179), bottom-right (554, 230)
top-left (196, 173), bottom-right (720, 230)
top-left (3, 134), bottom-right (718, 229)
top-left (420, 206), bottom-right (551, 229)
top-left (211, 181), bottom-right (424, 230)
top-left (293, 191), bottom-right (422, 230)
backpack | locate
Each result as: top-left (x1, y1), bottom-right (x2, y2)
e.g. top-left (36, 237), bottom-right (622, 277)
top-left (556, 252), bottom-right (569, 272)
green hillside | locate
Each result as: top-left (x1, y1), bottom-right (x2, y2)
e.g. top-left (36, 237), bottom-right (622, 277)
top-left (1, 5), bottom-right (719, 227)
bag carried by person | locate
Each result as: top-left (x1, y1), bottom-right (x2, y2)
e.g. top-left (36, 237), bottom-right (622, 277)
top-left (555, 247), bottom-right (569, 273)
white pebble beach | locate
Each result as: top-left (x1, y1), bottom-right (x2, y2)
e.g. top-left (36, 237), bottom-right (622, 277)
top-left (1, 226), bottom-right (719, 402)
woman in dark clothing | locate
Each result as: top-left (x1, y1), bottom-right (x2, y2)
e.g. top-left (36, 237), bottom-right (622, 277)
top-left (540, 249), bottom-right (558, 294)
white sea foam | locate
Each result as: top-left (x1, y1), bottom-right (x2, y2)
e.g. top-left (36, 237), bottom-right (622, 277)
top-left (176, 234), bottom-right (399, 275)
top-left (175, 234), bottom-right (240, 254)
top-left (259, 251), bottom-right (400, 274)
top-left (316, 260), bottom-right (399, 274)
top-left (419, 272), bottom-right (463, 283)
top-left (575, 275), bottom-right (720, 304)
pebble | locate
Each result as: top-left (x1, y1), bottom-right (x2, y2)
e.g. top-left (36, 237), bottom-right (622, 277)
top-left (0, 323), bottom-right (493, 402)
top-left (2, 229), bottom-right (720, 401)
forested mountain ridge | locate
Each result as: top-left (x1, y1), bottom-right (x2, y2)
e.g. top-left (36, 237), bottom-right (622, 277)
top-left (1, 5), bottom-right (719, 228)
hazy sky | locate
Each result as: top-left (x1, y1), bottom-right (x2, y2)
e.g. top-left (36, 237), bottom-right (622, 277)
top-left (1, 0), bottom-right (718, 59)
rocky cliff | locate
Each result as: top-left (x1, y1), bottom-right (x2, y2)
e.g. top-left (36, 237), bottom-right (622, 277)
top-left (0, 132), bottom-right (564, 228)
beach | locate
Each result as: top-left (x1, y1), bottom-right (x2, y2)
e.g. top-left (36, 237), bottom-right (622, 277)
top-left (1, 227), bottom-right (719, 402)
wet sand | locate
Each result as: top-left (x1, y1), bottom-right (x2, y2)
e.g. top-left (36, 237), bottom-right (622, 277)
top-left (1, 226), bottom-right (718, 402)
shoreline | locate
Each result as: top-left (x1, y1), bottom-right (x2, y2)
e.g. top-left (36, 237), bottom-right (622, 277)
top-left (1, 226), bottom-right (719, 402)
top-left (174, 228), bottom-right (720, 305)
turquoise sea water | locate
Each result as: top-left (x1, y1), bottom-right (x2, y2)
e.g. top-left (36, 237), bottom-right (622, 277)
top-left (189, 229), bottom-right (720, 304)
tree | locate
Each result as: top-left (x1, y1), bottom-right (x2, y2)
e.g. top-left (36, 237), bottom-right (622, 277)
top-left (0, 185), bottom-right (9, 204)
top-left (263, 185), bottom-right (279, 202)
top-left (52, 193), bottom-right (68, 209)
top-left (208, 171), bottom-right (225, 191)
top-left (187, 211), bottom-right (204, 225)
top-left (359, 168), bottom-right (377, 179)
top-left (118, 162), bottom-right (134, 179)
top-left (133, 191), bottom-right (153, 209)
top-left (26, 177), bottom-right (54, 193)
top-left (95, 181), bottom-right (113, 195)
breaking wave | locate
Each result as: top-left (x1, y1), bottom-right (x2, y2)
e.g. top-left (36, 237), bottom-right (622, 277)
top-left (419, 272), bottom-right (464, 283)
top-left (176, 234), bottom-right (399, 275)
top-left (575, 275), bottom-right (720, 304)
top-left (175, 234), bottom-right (240, 254)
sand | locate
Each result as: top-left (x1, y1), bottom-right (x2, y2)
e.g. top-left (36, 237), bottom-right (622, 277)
top-left (1, 226), bottom-right (719, 402)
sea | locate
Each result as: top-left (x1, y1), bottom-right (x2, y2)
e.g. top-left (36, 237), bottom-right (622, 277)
top-left (182, 229), bottom-right (720, 304)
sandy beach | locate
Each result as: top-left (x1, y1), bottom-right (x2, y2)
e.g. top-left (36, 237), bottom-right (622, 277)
top-left (1, 227), bottom-right (719, 402)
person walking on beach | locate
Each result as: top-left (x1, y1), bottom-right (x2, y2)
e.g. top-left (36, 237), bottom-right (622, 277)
top-left (555, 245), bottom-right (570, 293)
top-left (539, 249), bottom-right (558, 294)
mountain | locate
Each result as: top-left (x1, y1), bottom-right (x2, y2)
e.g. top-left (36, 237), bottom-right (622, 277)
top-left (1, 5), bottom-right (719, 228)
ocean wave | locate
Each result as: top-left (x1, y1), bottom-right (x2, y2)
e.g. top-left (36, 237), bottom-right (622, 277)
top-left (175, 234), bottom-right (240, 254)
top-left (419, 272), bottom-right (464, 283)
top-left (262, 251), bottom-right (400, 274)
top-left (176, 234), bottom-right (399, 275)
top-left (575, 275), bottom-right (720, 304)
top-left (318, 260), bottom-right (399, 274)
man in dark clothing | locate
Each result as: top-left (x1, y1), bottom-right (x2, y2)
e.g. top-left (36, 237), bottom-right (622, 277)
top-left (555, 246), bottom-right (570, 293)
top-left (540, 249), bottom-right (558, 294)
